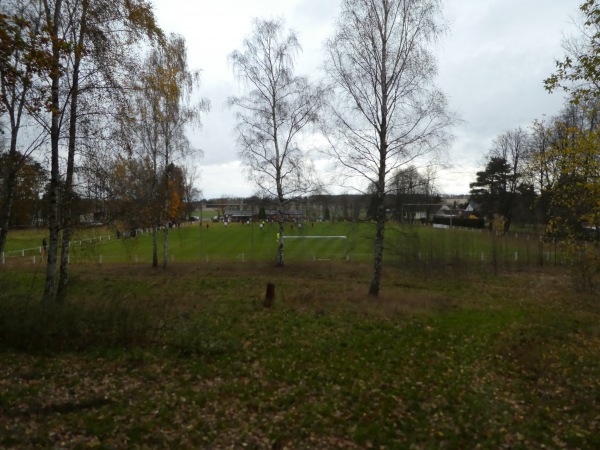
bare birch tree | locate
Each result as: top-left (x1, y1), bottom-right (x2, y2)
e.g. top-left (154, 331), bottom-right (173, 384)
top-left (485, 127), bottom-right (531, 231)
top-left (325, 0), bottom-right (457, 296)
top-left (124, 33), bottom-right (208, 268)
top-left (229, 18), bottom-right (325, 266)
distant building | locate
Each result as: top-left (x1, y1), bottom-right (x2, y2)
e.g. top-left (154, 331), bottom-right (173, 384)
top-left (223, 210), bottom-right (253, 222)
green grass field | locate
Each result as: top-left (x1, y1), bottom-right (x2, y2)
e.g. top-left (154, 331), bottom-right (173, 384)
top-left (1, 261), bottom-right (599, 448)
top-left (2, 221), bottom-right (565, 269)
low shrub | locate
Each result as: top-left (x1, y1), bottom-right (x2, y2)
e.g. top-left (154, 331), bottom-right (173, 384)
top-left (0, 297), bottom-right (155, 353)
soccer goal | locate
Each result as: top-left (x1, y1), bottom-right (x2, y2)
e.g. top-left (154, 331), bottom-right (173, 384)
top-left (283, 235), bottom-right (348, 261)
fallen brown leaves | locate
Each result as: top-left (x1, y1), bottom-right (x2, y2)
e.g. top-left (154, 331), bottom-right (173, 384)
top-left (1, 264), bottom-right (600, 448)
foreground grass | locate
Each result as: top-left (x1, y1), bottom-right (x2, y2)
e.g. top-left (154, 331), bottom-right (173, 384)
top-left (1, 262), bottom-right (600, 448)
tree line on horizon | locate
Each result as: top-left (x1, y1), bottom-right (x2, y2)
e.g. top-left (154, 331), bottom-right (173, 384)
top-left (470, 0), bottom-right (600, 242)
top-left (470, 99), bottom-right (600, 240)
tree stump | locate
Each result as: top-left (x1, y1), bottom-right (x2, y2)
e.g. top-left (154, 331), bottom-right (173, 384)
top-left (264, 283), bottom-right (275, 308)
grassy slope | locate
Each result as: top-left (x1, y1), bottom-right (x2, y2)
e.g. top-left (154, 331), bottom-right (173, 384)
top-left (1, 262), bottom-right (599, 448)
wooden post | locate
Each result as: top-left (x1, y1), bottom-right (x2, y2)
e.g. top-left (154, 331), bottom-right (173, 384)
top-left (264, 283), bottom-right (275, 308)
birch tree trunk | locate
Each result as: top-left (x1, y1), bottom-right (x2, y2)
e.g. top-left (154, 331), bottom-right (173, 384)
top-left (57, 0), bottom-right (88, 300)
top-left (42, 0), bottom-right (64, 304)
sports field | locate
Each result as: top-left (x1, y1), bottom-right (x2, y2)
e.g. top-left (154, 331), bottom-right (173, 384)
top-left (2, 220), bottom-right (563, 268)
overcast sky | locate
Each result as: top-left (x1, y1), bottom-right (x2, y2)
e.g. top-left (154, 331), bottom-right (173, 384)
top-left (152, 0), bottom-right (579, 199)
